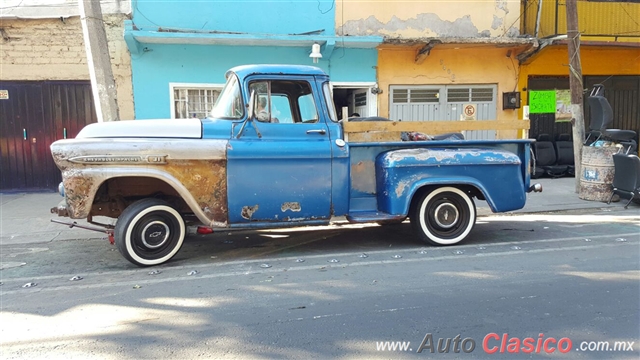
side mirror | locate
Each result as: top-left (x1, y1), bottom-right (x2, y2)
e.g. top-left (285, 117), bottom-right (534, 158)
top-left (247, 89), bottom-right (256, 122)
top-left (236, 89), bottom-right (262, 139)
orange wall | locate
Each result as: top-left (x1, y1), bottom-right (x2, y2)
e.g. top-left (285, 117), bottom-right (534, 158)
top-left (377, 45), bottom-right (524, 137)
top-left (519, 45), bottom-right (640, 115)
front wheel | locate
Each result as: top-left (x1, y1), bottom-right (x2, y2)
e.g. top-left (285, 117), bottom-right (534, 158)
top-left (410, 187), bottom-right (476, 246)
top-left (114, 198), bottom-right (186, 266)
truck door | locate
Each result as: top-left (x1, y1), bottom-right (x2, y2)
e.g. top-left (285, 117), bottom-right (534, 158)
top-left (227, 78), bottom-right (332, 223)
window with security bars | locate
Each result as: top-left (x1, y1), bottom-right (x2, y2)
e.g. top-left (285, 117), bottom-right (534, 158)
top-left (446, 88), bottom-right (494, 102)
top-left (173, 87), bottom-right (221, 119)
top-left (392, 88), bottom-right (439, 103)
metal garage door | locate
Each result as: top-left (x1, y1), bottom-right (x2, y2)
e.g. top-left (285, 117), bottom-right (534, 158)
top-left (389, 85), bottom-right (497, 139)
top-left (0, 81), bottom-right (97, 191)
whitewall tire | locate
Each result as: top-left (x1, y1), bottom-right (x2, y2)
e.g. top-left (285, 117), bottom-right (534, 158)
top-left (114, 198), bottom-right (186, 266)
top-left (411, 186), bottom-right (476, 246)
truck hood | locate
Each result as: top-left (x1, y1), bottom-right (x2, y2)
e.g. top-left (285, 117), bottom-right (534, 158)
top-left (76, 119), bottom-right (202, 139)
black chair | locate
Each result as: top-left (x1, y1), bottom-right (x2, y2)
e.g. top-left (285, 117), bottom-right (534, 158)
top-left (533, 134), bottom-right (567, 178)
top-left (608, 153), bottom-right (640, 208)
top-left (586, 84), bottom-right (636, 149)
top-left (554, 134), bottom-right (575, 177)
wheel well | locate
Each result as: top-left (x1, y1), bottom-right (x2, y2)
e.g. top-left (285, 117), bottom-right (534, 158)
top-left (90, 177), bottom-right (190, 218)
top-left (409, 184), bottom-right (484, 217)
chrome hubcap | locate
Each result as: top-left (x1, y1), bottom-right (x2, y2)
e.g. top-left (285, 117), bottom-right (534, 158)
top-left (141, 221), bottom-right (170, 249)
top-left (433, 203), bottom-right (459, 229)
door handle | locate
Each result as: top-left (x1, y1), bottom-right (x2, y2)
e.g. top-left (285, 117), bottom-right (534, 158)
top-left (306, 129), bottom-right (326, 135)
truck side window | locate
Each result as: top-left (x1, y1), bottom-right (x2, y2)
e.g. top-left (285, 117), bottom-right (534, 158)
top-left (298, 93), bottom-right (318, 123)
top-left (249, 80), bottom-right (318, 124)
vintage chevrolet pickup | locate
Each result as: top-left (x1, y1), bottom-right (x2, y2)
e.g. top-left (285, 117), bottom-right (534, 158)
top-left (51, 64), bottom-right (541, 266)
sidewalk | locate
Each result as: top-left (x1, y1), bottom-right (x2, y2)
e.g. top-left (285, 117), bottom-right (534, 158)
top-left (0, 177), bottom-right (634, 245)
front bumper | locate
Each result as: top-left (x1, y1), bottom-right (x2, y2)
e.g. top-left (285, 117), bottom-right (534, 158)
top-left (50, 200), bottom-right (69, 217)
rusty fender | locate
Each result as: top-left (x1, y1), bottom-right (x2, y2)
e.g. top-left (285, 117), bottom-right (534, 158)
top-left (51, 138), bottom-right (229, 227)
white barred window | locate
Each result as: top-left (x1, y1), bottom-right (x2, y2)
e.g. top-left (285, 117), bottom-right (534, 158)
top-left (170, 84), bottom-right (223, 119)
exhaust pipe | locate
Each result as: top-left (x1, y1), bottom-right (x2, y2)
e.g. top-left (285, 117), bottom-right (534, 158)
top-left (528, 183), bottom-right (543, 193)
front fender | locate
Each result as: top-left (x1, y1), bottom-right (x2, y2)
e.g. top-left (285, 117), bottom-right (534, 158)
top-left (376, 148), bottom-right (527, 215)
top-left (62, 166), bottom-right (227, 227)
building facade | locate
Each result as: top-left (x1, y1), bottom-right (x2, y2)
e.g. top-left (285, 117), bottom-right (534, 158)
top-left (125, 0), bottom-right (382, 120)
top-left (0, 0), bottom-right (134, 190)
top-left (4, 0), bottom-right (638, 191)
top-left (519, 0), bottom-right (640, 141)
top-left (337, 0), bottom-right (536, 140)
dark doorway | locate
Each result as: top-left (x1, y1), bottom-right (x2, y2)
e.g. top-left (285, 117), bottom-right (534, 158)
top-left (0, 81), bottom-right (97, 191)
top-left (527, 75), bottom-right (640, 143)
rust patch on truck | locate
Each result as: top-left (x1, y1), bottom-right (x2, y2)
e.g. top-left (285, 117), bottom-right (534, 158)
top-left (162, 159), bottom-right (228, 224)
top-left (281, 202), bottom-right (301, 212)
top-left (63, 173), bottom-right (97, 218)
top-left (241, 205), bottom-right (259, 220)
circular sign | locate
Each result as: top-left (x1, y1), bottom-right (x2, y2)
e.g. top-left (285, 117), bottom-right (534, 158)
top-left (464, 105), bottom-right (476, 117)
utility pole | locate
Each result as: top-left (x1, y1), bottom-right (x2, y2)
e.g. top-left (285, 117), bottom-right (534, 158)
top-left (566, 0), bottom-right (585, 192)
top-left (79, 0), bottom-right (120, 122)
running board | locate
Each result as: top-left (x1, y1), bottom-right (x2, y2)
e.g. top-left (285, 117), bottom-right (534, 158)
top-left (346, 212), bottom-right (406, 223)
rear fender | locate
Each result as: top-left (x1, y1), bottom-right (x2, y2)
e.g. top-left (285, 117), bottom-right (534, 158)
top-left (376, 148), bottom-right (527, 215)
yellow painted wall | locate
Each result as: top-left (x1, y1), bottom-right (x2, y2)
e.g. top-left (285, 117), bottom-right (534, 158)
top-left (377, 45), bottom-right (524, 138)
top-left (337, 0), bottom-right (521, 38)
top-left (523, 0), bottom-right (640, 41)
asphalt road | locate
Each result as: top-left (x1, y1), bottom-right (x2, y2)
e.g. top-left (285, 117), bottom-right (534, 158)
top-left (1, 208), bottom-right (639, 359)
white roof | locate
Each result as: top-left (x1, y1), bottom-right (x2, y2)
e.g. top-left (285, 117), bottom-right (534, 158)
top-left (0, 0), bottom-right (131, 19)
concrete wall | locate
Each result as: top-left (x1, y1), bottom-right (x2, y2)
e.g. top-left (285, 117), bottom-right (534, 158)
top-left (0, 15), bottom-right (134, 119)
top-left (132, 0), bottom-right (335, 35)
top-left (337, 0), bottom-right (521, 38)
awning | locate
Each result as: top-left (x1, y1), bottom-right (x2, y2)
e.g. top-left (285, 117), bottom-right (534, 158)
top-left (124, 20), bottom-right (383, 56)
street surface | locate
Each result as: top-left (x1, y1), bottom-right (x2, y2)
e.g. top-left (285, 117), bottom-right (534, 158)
top-left (1, 207), bottom-right (639, 359)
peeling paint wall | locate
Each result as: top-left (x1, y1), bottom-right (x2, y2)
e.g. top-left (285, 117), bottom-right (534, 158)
top-left (336, 0), bottom-right (521, 38)
top-left (377, 45), bottom-right (524, 139)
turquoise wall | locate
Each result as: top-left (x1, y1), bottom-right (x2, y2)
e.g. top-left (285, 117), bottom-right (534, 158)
top-left (132, 44), bottom-right (378, 119)
top-left (132, 0), bottom-right (336, 35)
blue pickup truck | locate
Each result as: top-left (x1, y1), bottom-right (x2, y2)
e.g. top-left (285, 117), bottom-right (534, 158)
top-left (50, 64), bottom-right (541, 266)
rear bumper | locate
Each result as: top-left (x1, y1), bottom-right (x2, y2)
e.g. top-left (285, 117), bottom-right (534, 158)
top-left (527, 183), bottom-right (543, 193)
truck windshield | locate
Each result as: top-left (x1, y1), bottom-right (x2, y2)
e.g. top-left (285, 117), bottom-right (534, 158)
top-left (210, 74), bottom-right (244, 119)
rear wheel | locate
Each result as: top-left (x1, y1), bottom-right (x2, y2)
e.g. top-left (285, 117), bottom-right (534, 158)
top-left (114, 198), bottom-right (186, 266)
top-left (410, 187), bottom-right (476, 246)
